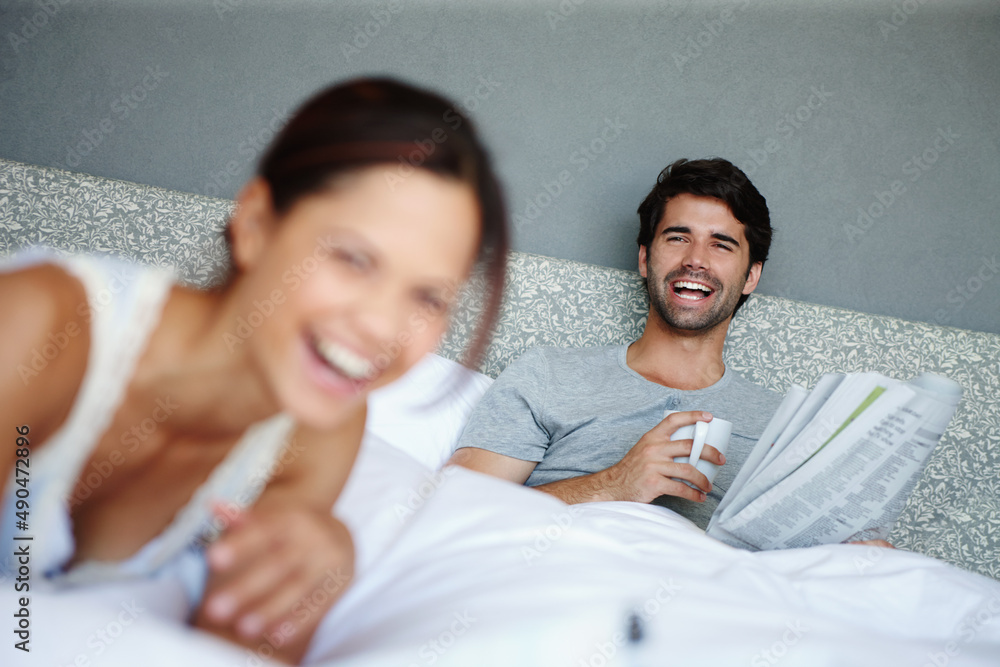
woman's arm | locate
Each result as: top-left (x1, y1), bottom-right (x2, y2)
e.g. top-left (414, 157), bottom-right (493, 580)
top-left (0, 266), bottom-right (90, 496)
top-left (193, 402), bottom-right (366, 664)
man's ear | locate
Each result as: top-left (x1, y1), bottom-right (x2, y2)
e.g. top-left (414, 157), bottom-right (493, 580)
top-left (742, 261), bottom-right (763, 295)
top-left (228, 177), bottom-right (277, 272)
top-left (638, 244), bottom-right (648, 279)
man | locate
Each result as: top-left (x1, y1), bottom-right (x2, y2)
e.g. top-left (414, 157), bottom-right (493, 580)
top-left (448, 157), bottom-right (783, 529)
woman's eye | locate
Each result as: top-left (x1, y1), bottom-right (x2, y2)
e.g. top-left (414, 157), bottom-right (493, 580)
top-left (417, 292), bottom-right (448, 315)
top-left (334, 248), bottom-right (371, 271)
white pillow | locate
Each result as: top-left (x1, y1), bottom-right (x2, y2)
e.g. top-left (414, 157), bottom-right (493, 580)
top-left (365, 353), bottom-right (493, 470)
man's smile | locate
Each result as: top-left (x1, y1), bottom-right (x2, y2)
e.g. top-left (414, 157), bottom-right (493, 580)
top-left (670, 279), bottom-right (716, 301)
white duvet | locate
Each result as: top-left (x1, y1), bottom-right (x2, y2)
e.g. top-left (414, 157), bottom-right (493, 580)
top-left (316, 435), bottom-right (1000, 667)
top-left (10, 355), bottom-right (1000, 666)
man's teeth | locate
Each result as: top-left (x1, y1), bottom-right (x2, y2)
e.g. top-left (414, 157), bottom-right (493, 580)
top-left (674, 281), bottom-right (713, 300)
top-left (314, 338), bottom-right (375, 380)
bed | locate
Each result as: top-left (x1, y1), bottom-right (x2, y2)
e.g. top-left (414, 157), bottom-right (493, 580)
top-left (3, 159), bottom-right (999, 665)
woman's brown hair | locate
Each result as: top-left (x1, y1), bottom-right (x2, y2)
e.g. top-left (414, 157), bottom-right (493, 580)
top-left (256, 77), bottom-right (509, 372)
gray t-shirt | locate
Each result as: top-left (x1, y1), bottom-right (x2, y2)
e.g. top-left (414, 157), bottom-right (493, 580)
top-left (456, 344), bottom-right (783, 529)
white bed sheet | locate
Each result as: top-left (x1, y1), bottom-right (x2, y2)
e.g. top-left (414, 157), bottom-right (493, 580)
top-left (309, 434), bottom-right (1000, 666)
top-left (8, 352), bottom-right (1000, 666)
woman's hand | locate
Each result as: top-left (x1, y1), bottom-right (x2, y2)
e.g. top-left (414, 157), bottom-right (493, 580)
top-left (193, 409), bottom-right (365, 663)
top-left (194, 505), bottom-right (354, 664)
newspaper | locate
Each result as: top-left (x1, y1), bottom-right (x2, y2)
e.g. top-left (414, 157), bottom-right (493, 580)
top-left (706, 372), bottom-right (963, 550)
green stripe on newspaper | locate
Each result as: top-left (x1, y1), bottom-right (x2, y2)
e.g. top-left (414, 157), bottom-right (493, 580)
top-left (800, 385), bottom-right (887, 467)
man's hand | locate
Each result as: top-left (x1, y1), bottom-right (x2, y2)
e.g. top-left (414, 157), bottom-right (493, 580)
top-left (194, 505), bottom-right (354, 664)
top-left (597, 410), bottom-right (724, 502)
top-left (849, 539), bottom-right (895, 549)
top-left (536, 410), bottom-right (725, 504)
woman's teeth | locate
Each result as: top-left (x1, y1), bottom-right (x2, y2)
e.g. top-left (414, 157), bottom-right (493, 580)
top-left (314, 337), bottom-right (375, 380)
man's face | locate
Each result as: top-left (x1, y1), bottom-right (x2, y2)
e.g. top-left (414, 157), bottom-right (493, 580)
top-left (639, 193), bottom-right (762, 333)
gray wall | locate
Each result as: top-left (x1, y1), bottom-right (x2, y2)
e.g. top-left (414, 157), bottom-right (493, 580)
top-left (2, 0), bottom-right (998, 334)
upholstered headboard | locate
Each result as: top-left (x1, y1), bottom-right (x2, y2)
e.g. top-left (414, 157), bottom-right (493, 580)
top-left (2, 158), bottom-right (998, 581)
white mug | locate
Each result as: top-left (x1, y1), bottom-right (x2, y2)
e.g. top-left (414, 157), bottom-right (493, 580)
top-left (664, 410), bottom-right (733, 490)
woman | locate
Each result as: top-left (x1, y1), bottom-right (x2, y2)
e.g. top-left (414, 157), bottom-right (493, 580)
top-left (0, 78), bottom-right (508, 663)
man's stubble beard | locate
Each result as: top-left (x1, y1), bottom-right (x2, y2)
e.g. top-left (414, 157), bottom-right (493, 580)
top-left (647, 266), bottom-right (747, 332)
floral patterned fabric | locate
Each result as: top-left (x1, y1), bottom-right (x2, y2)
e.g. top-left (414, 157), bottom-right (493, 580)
top-left (2, 157), bottom-right (998, 581)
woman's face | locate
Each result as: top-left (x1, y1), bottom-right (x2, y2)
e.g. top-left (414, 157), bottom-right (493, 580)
top-left (231, 166), bottom-right (481, 429)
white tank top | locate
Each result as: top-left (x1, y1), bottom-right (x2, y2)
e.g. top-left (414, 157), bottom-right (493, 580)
top-left (0, 251), bottom-right (294, 607)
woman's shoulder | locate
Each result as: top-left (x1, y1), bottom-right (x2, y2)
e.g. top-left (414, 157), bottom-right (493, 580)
top-left (1, 260), bottom-right (89, 345)
top-left (0, 261), bottom-right (91, 444)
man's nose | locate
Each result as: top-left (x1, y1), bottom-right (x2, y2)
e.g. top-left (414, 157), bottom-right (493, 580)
top-left (682, 242), bottom-right (709, 271)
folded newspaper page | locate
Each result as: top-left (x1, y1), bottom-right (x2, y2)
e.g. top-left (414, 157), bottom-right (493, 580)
top-left (706, 372), bottom-right (962, 550)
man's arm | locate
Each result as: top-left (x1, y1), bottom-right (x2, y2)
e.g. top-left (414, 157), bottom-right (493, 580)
top-left (445, 347), bottom-right (552, 483)
top-left (448, 348), bottom-right (721, 506)
top-left (534, 410), bottom-right (721, 504)
top-left (452, 410), bottom-right (724, 506)
top-left (445, 446), bottom-right (624, 504)
top-left (532, 471), bottom-right (620, 504)
top-left (446, 447), bottom-right (538, 483)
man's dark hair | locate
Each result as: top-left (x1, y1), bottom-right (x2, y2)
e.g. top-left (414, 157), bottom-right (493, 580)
top-left (636, 157), bottom-right (772, 314)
